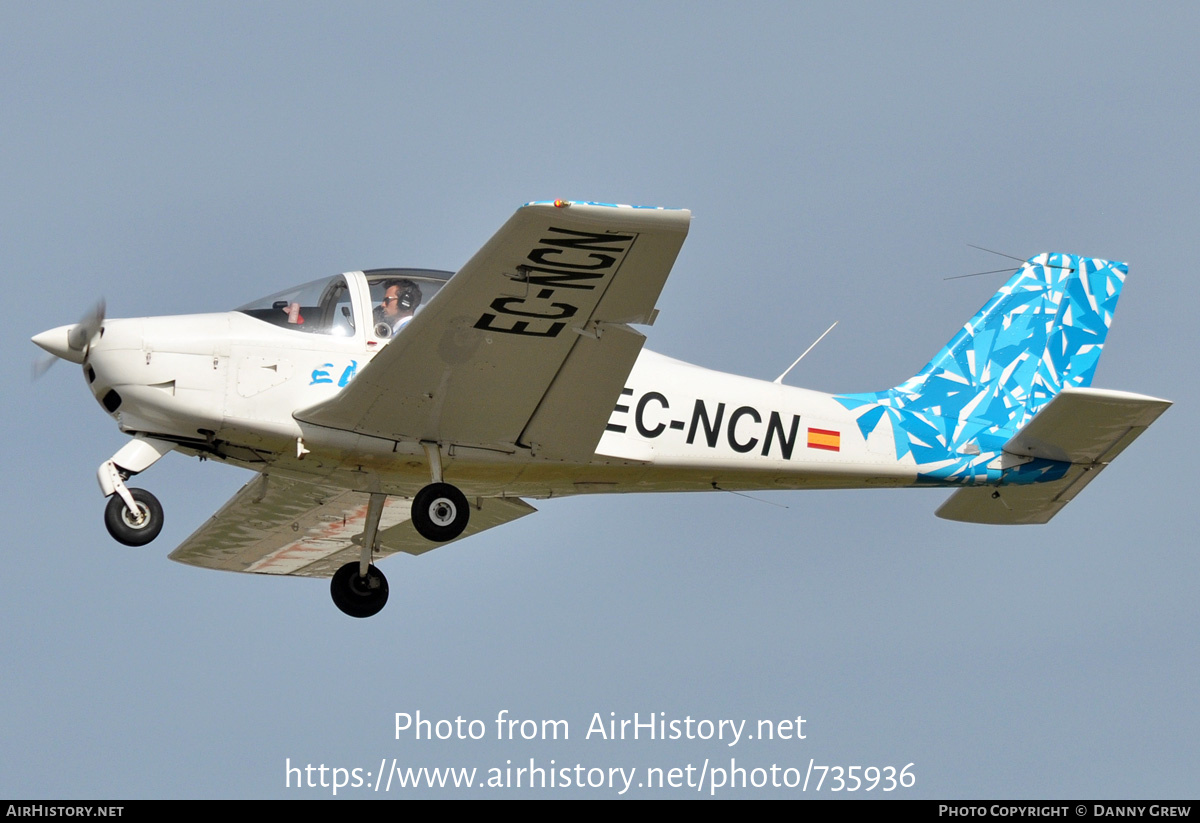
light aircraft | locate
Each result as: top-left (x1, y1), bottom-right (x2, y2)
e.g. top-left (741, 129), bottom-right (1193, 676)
top-left (33, 200), bottom-right (1170, 617)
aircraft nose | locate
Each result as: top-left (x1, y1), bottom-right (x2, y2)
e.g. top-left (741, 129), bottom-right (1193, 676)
top-left (32, 325), bottom-right (86, 364)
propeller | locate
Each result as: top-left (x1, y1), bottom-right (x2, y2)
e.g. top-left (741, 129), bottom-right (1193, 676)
top-left (31, 298), bottom-right (106, 379)
top-left (67, 298), bottom-right (105, 352)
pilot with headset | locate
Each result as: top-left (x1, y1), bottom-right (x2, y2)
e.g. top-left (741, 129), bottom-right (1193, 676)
top-left (373, 279), bottom-right (422, 337)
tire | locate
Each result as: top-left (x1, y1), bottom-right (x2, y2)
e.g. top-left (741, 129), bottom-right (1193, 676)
top-left (411, 483), bottom-right (470, 542)
top-left (330, 562), bottom-right (389, 618)
top-left (104, 488), bottom-right (164, 546)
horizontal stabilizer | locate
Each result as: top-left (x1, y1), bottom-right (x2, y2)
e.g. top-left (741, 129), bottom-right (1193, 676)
top-left (936, 465), bottom-right (1101, 525)
top-left (937, 387), bottom-right (1170, 524)
top-left (1002, 387), bottom-right (1171, 464)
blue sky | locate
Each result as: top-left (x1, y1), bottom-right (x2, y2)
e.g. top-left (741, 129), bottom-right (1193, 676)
top-left (4, 2), bottom-right (1197, 798)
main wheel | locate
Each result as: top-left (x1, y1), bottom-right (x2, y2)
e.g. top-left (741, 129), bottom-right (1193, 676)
top-left (411, 482), bottom-right (469, 542)
top-left (104, 488), bottom-right (164, 546)
top-left (331, 562), bottom-right (389, 618)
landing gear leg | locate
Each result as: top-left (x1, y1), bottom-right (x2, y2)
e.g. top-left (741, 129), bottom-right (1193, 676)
top-left (98, 436), bottom-right (174, 546)
top-left (331, 492), bottom-right (390, 618)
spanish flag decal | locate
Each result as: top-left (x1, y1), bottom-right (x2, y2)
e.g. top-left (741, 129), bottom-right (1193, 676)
top-left (807, 427), bottom-right (841, 452)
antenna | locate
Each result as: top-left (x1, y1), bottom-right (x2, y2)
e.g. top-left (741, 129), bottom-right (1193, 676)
top-left (944, 267), bottom-right (1019, 281)
top-left (959, 244), bottom-right (1074, 276)
top-left (711, 483), bottom-right (790, 509)
top-left (774, 321), bottom-right (838, 385)
top-left (967, 243), bottom-right (1026, 263)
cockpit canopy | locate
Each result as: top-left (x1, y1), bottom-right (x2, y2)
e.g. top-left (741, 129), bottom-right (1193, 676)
top-left (237, 268), bottom-right (451, 340)
top-left (238, 274), bottom-right (357, 336)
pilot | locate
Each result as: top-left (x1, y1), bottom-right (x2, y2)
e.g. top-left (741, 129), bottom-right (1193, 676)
top-left (373, 279), bottom-right (422, 337)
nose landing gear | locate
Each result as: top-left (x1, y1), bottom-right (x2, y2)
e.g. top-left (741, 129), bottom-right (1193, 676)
top-left (103, 487), bottom-right (164, 546)
top-left (98, 436), bottom-right (174, 547)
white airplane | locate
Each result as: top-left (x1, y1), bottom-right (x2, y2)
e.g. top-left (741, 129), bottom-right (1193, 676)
top-left (33, 200), bottom-right (1170, 617)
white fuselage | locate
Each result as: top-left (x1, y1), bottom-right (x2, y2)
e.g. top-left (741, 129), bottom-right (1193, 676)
top-left (83, 310), bottom-right (925, 501)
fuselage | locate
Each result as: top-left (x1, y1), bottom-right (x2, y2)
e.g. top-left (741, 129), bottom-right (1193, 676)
top-left (76, 307), bottom-right (984, 503)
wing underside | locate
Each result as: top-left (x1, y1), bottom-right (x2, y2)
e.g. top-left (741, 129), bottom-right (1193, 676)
top-left (169, 473), bottom-right (536, 577)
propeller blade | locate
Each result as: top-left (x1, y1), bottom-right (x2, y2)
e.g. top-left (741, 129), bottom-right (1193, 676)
top-left (31, 352), bottom-right (59, 381)
top-left (67, 298), bottom-right (105, 352)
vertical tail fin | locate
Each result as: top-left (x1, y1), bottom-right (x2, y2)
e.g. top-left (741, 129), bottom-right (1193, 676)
top-left (837, 253), bottom-right (1127, 478)
top-left (891, 252), bottom-right (1125, 429)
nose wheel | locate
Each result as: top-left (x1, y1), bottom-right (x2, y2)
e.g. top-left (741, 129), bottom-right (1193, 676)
top-left (331, 562), bottom-right (389, 618)
top-left (104, 487), bottom-right (164, 546)
top-left (97, 437), bottom-right (173, 547)
top-left (411, 482), bottom-right (470, 542)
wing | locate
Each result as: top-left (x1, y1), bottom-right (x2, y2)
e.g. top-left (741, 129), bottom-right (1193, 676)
top-left (168, 473), bottom-right (536, 577)
top-left (296, 201), bottom-right (691, 460)
top-left (936, 387), bottom-right (1170, 524)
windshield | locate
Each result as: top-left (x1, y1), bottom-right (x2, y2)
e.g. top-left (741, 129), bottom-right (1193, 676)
top-left (237, 274), bottom-right (356, 336)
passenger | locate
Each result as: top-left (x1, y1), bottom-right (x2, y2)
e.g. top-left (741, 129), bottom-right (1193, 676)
top-left (373, 279), bottom-right (422, 336)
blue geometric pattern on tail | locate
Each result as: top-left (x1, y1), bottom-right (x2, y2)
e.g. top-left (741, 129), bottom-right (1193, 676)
top-left (836, 253), bottom-right (1126, 484)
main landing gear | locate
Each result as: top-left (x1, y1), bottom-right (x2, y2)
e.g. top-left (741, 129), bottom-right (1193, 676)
top-left (329, 446), bottom-right (469, 618)
top-left (331, 561), bottom-right (389, 618)
top-left (331, 492), bottom-right (391, 618)
top-left (410, 482), bottom-right (470, 542)
top-left (328, 481), bottom-right (469, 618)
top-left (98, 436), bottom-right (173, 547)
top-left (408, 441), bottom-right (470, 543)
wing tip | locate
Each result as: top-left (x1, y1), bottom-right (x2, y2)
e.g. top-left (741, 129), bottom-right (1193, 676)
top-left (522, 198), bottom-right (690, 214)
